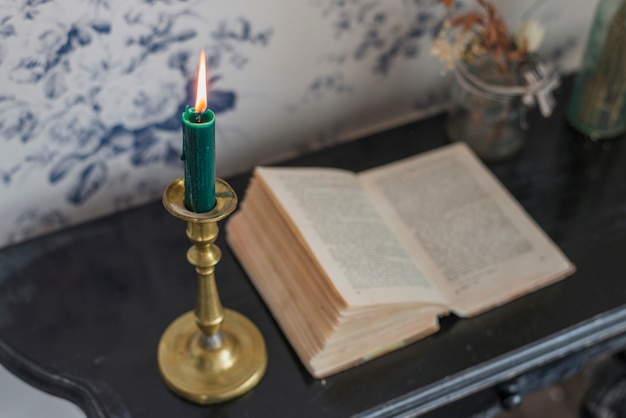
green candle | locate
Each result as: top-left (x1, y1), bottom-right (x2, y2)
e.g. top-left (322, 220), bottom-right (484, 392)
top-left (181, 51), bottom-right (216, 213)
top-left (181, 107), bottom-right (215, 212)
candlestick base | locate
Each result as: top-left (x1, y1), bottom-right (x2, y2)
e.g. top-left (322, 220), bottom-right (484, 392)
top-left (158, 177), bottom-right (267, 404)
top-left (158, 310), bottom-right (266, 404)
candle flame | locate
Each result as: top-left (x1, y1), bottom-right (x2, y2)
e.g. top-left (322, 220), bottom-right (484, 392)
top-left (195, 50), bottom-right (207, 113)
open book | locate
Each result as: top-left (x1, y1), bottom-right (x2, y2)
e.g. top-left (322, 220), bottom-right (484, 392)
top-left (226, 143), bottom-right (575, 378)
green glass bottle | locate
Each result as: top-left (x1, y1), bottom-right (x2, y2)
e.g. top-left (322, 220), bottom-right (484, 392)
top-left (566, 0), bottom-right (626, 139)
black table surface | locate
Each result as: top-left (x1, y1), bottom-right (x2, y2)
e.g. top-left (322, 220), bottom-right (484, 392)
top-left (1, 78), bottom-right (626, 418)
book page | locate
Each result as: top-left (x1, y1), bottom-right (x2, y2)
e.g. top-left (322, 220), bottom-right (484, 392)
top-left (358, 143), bottom-right (574, 316)
top-left (255, 167), bottom-right (448, 308)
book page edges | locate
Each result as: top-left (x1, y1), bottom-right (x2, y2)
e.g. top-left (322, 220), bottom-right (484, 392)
top-left (309, 317), bottom-right (441, 378)
top-left (228, 211), bottom-right (444, 379)
top-left (254, 171), bottom-right (351, 309)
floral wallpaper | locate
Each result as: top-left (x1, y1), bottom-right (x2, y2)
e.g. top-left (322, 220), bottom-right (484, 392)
top-left (0, 0), bottom-right (600, 248)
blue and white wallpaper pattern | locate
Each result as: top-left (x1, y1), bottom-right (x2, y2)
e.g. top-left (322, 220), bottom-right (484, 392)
top-left (0, 0), bottom-right (600, 247)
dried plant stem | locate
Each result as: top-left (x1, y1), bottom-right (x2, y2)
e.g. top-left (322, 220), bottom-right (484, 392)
top-left (478, 100), bottom-right (510, 155)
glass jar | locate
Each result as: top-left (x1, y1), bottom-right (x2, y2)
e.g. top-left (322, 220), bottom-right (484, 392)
top-left (566, 0), bottom-right (626, 140)
top-left (446, 58), bottom-right (559, 161)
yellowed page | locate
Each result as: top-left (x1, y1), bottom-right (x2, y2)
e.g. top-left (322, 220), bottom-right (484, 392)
top-left (255, 166), bottom-right (447, 308)
top-left (358, 143), bottom-right (575, 316)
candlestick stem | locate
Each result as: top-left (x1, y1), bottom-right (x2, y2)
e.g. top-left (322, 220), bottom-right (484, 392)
top-left (158, 178), bottom-right (267, 404)
top-left (187, 222), bottom-right (224, 337)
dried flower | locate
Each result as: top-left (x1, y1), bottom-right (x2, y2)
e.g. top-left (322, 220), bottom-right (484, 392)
top-left (433, 0), bottom-right (539, 73)
top-left (516, 20), bottom-right (545, 53)
top-left (431, 19), bottom-right (475, 72)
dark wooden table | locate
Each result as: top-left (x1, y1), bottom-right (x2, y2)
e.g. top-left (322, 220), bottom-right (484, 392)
top-left (1, 78), bottom-right (626, 418)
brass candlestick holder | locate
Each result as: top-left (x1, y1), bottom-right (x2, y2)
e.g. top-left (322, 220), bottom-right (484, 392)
top-left (158, 177), bottom-right (267, 404)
